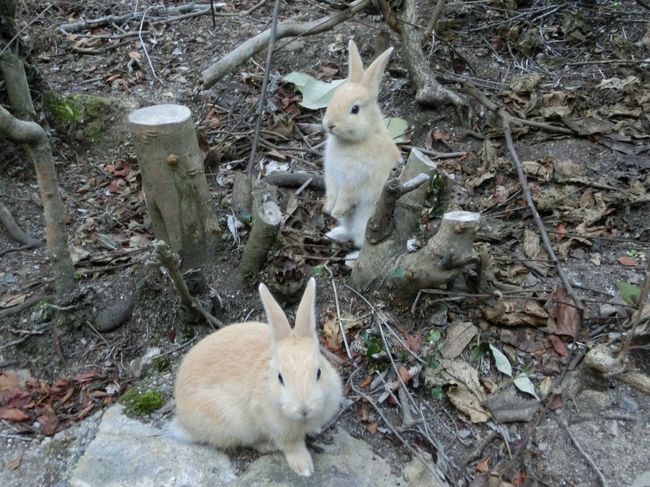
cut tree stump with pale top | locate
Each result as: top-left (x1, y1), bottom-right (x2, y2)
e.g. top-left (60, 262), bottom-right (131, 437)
top-left (128, 104), bottom-right (220, 270)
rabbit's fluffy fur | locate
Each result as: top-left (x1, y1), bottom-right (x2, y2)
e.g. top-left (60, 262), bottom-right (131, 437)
top-left (174, 278), bottom-right (342, 477)
top-left (323, 40), bottom-right (401, 248)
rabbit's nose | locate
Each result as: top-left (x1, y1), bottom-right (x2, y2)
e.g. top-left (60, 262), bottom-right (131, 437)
top-left (299, 406), bottom-right (311, 417)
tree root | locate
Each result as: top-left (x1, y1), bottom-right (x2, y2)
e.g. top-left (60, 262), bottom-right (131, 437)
top-left (200, 0), bottom-right (372, 89)
top-left (399, 0), bottom-right (466, 108)
top-left (584, 344), bottom-right (650, 396)
top-left (0, 107), bottom-right (75, 296)
top-left (263, 171), bottom-right (325, 191)
top-left (151, 240), bottom-right (223, 328)
top-left (0, 200), bottom-right (42, 248)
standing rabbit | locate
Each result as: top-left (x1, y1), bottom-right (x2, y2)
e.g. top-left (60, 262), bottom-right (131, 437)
top-left (322, 39), bottom-right (401, 250)
top-left (174, 278), bottom-right (342, 477)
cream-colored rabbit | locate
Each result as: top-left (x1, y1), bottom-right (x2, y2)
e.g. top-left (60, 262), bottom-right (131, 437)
top-left (323, 39), bottom-right (401, 249)
top-left (174, 278), bottom-right (342, 477)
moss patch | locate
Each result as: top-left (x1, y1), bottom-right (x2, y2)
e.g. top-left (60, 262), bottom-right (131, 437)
top-left (43, 91), bottom-right (117, 144)
top-left (120, 388), bottom-right (164, 416)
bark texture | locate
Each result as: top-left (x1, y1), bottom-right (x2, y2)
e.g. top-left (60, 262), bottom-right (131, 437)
top-left (351, 149), bottom-right (480, 302)
top-left (128, 104), bottom-right (220, 270)
top-left (0, 106), bottom-right (76, 294)
top-left (240, 180), bottom-right (282, 279)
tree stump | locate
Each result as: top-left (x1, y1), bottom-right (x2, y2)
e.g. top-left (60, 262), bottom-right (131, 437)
top-left (128, 104), bottom-right (220, 269)
top-left (351, 149), bottom-right (481, 303)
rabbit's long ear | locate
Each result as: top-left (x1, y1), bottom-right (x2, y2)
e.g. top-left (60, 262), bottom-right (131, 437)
top-left (293, 278), bottom-right (317, 338)
top-left (347, 40), bottom-right (364, 83)
top-left (259, 283), bottom-right (291, 341)
top-left (361, 46), bottom-right (393, 97)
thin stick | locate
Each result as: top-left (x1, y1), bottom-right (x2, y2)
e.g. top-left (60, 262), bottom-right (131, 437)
top-left (247, 0), bottom-right (282, 180)
top-left (0, 4), bottom-right (54, 57)
top-left (327, 267), bottom-right (353, 362)
top-left (422, 0), bottom-right (446, 41)
top-left (138, 7), bottom-right (161, 84)
top-left (619, 258), bottom-right (650, 357)
top-left (556, 416), bottom-right (609, 487)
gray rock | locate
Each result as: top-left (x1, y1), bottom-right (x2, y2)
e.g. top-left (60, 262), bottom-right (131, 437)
top-left (70, 405), bottom-right (236, 487)
top-left (232, 429), bottom-right (395, 487)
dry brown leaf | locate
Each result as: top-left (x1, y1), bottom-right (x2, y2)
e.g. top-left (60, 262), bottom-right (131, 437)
top-left (0, 407), bottom-right (30, 422)
top-left (366, 422), bottom-right (378, 434)
top-left (6, 455), bottom-right (21, 471)
top-left (441, 322), bottom-right (479, 359)
top-left (522, 161), bottom-right (552, 182)
top-left (441, 359), bottom-right (490, 423)
top-left (617, 255), bottom-right (638, 267)
top-left (484, 299), bottom-right (547, 327)
top-left (546, 286), bottom-right (581, 338)
top-left (476, 458), bottom-right (490, 473)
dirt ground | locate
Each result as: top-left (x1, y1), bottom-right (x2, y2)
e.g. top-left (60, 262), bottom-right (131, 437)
top-left (1, 1), bottom-right (650, 486)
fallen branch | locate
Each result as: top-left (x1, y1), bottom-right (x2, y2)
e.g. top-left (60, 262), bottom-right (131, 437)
top-left (422, 0), bottom-right (446, 42)
top-left (200, 0), bottom-right (372, 88)
top-left (0, 201), bottom-right (42, 248)
top-left (263, 171), bottom-right (325, 191)
top-left (0, 295), bottom-right (53, 321)
top-left (59, 3), bottom-right (220, 34)
top-left (151, 240), bottom-right (223, 328)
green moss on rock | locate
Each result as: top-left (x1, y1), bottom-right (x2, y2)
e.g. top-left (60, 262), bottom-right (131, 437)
top-left (120, 388), bottom-right (164, 416)
top-left (43, 91), bottom-right (117, 144)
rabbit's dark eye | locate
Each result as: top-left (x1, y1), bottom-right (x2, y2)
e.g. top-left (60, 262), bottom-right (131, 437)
top-left (350, 104), bottom-right (360, 115)
top-left (278, 373), bottom-right (284, 385)
top-left (317, 368), bottom-right (322, 380)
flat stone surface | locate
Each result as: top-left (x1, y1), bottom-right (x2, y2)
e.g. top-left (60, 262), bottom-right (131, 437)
top-left (231, 429), bottom-right (397, 487)
top-left (70, 405), bottom-right (236, 487)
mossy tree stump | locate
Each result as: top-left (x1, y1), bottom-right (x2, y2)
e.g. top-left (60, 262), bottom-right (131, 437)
top-left (128, 104), bottom-right (220, 270)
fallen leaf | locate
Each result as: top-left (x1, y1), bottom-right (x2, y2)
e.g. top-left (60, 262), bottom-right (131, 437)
top-left (484, 299), bottom-right (547, 327)
top-left (548, 334), bottom-right (568, 357)
top-left (490, 345), bottom-right (512, 377)
top-left (398, 365), bottom-right (410, 384)
top-left (476, 457), bottom-right (490, 473)
top-left (546, 286), bottom-right (581, 338)
top-left (6, 454), bottom-right (21, 471)
top-left (539, 376), bottom-right (553, 398)
top-left (513, 375), bottom-right (539, 400)
top-left (553, 224), bottom-right (567, 240)
top-left (366, 422), bottom-right (378, 434)
top-left (283, 72), bottom-right (345, 109)
top-left (354, 402), bottom-right (368, 422)
top-left (617, 255), bottom-right (638, 267)
top-left (403, 334), bottom-right (423, 352)
top-left (0, 407), bottom-right (30, 422)
top-left (440, 359), bottom-right (490, 423)
top-left (440, 322), bottom-right (478, 359)
top-left (548, 393), bottom-right (563, 410)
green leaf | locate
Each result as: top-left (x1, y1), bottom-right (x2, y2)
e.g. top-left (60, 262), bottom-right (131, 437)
top-left (385, 117), bottom-right (410, 144)
top-left (617, 281), bottom-right (641, 306)
top-left (283, 72), bottom-right (346, 110)
top-left (427, 329), bottom-right (441, 344)
top-left (489, 344), bottom-right (512, 377)
top-left (430, 386), bottom-right (443, 400)
top-left (469, 342), bottom-right (489, 363)
top-left (514, 375), bottom-right (539, 400)
top-left (312, 264), bottom-right (326, 277)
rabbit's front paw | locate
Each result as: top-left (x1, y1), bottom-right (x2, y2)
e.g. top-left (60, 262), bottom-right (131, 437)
top-left (285, 448), bottom-right (314, 477)
top-left (323, 198), bottom-right (334, 215)
top-left (331, 203), bottom-right (353, 219)
top-left (326, 226), bottom-right (352, 243)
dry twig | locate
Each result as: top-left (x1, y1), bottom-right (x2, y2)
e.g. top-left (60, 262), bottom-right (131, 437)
top-left (556, 416), bottom-right (609, 487)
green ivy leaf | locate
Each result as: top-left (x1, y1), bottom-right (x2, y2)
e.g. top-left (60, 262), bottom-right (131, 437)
top-left (430, 386), bottom-right (443, 400)
top-left (514, 375), bottom-right (539, 400)
top-left (617, 281), bottom-right (641, 306)
top-left (283, 72), bottom-right (346, 110)
top-left (427, 329), bottom-right (441, 344)
top-left (385, 117), bottom-right (410, 144)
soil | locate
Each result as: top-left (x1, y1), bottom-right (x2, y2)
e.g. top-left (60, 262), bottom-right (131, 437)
top-left (1, 1), bottom-right (649, 486)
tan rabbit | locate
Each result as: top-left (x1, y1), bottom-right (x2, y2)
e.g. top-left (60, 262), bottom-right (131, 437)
top-left (322, 39), bottom-right (402, 250)
top-left (174, 278), bottom-right (342, 477)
